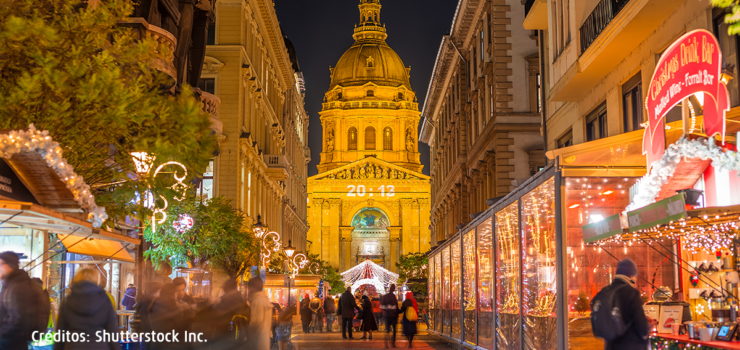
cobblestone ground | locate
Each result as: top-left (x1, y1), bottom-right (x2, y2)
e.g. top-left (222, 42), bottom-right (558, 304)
top-left (282, 316), bottom-right (456, 350)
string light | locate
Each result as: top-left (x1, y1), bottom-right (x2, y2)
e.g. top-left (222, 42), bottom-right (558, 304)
top-left (341, 259), bottom-right (399, 293)
top-left (0, 125), bottom-right (107, 226)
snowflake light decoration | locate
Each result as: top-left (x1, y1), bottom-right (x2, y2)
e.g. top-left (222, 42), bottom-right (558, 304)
top-left (173, 214), bottom-right (194, 233)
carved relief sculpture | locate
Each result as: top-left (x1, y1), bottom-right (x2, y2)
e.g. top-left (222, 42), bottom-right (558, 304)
top-left (405, 128), bottom-right (415, 152)
top-left (326, 124), bottom-right (335, 152)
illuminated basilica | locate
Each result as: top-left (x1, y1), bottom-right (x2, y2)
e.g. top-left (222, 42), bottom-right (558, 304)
top-left (307, 0), bottom-right (431, 272)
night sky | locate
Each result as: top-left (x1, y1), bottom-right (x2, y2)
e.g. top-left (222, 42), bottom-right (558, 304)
top-left (274, 0), bottom-right (459, 176)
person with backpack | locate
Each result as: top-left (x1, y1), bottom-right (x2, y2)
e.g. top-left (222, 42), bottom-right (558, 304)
top-left (54, 268), bottom-right (121, 350)
top-left (0, 251), bottom-right (51, 350)
top-left (246, 276), bottom-right (273, 350)
top-left (400, 292), bottom-right (418, 348)
top-left (591, 258), bottom-right (649, 350)
top-left (210, 279), bottom-right (248, 350)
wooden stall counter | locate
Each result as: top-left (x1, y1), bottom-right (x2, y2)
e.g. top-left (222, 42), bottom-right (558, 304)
top-left (652, 333), bottom-right (740, 350)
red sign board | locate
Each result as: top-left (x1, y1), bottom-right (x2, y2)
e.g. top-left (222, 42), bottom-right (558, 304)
top-left (644, 29), bottom-right (729, 167)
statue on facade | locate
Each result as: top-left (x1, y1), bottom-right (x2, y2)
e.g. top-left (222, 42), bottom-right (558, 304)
top-left (379, 246), bottom-right (385, 256)
top-left (359, 166), bottom-right (366, 179)
top-left (375, 166), bottom-right (383, 179)
top-left (405, 128), bottom-right (415, 152)
top-left (326, 126), bottom-right (335, 152)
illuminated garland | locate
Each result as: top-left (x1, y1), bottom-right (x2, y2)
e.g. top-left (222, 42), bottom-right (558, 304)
top-left (341, 259), bottom-right (399, 292)
top-left (627, 136), bottom-right (740, 211)
top-left (0, 125), bottom-right (107, 227)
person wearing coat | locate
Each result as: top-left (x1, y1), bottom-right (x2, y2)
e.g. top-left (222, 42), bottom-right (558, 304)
top-left (323, 296), bottom-right (336, 332)
top-left (337, 287), bottom-right (359, 339)
top-left (246, 277), bottom-right (273, 350)
top-left (602, 258), bottom-right (649, 350)
top-left (210, 279), bottom-right (248, 350)
top-left (299, 296), bottom-right (312, 333)
top-left (380, 284), bottom-right (401, 347)
top-left (54, 268), bottom-right (121, 350)
top-left (400, 292), bottom-right (419, 348)
top-left (148, 283), bottom-right (186, 350)
top-left (359, 295), bottom-right (378, 340)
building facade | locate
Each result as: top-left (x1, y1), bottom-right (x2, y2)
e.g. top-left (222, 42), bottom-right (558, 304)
top-left (204, 0), bottom-right (310, 251)
top-left (307, 0), bottom-right (431, 272)
top-left (419, 0), bottom-right (545, 244)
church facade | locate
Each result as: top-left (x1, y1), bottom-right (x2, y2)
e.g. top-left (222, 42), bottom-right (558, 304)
top-left (307, 0), bottom-right (431, 272)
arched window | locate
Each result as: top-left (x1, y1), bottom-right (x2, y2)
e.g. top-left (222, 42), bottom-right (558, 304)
top-left (348, 127), bottom-right (358, 150)
top-left (383, 127), bottom-right (393, 150)
top-left (365, 126), bottom-right (376, 150)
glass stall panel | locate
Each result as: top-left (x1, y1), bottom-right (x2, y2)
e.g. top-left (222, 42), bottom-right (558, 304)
top-left (463, 229), bottom-right (477, 345)
top-left (477, 218), bottom-right (494, 349)
top-left (442, 246), bottom-right (451, 335)
top-left (435, 253), bottom-right (443, 333)
top-left (495, 202), bottom-right (521, 350)
top-left (451, 239), bottom-right (462, 340)
top-left (521, 178), bottom-right (557, 350)
top-left (429, 255), bottom-right (435, 331)
top-left (564, 177), bottom-right (676, 350)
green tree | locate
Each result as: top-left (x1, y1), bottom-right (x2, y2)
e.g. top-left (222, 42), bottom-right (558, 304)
top-left (575, 291), bottom-right (590, 315)
top-left (396, 252), bottom-right (428, 284)
top-left (144, 195), bottom-right (258, 279)
top-left (297, 254), bottom-right (345, 293)
top-left (713, 0), bottom-right (740, 35)
top-left (0, 0), bottom-right (216, 226)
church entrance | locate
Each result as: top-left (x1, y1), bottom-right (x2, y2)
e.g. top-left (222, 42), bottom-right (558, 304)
top-left (350, 207), bottom-right (390, 267)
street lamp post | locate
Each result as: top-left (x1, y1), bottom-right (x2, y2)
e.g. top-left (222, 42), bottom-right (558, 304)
top-left (252, 214), bottom-right (282, 268)
top-left (283, 240), bottom-right (296, 308)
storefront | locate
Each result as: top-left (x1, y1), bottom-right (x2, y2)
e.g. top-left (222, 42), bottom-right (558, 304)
top-left (264, 273), bottom-right (322, 308)
top-left (427, 29), bottom-right (740, 350)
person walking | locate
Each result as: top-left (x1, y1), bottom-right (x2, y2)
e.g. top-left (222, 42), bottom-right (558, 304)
top-left (121, 284), bottom-right (137, 311)
top-left (148, 283), bottom-right (185, 350)
top-left (54, 268), bottom-right (120, 350)
top-left (338, 287), bottom-right (359, 339)
top-left (0, 251), bottom-right (51, 350)
top-left (596, 258), bottom-right (649, 350)
top-left (172, 277), bottom-right (195, 305)
top-left (275, 304), bottom-right (296, 350)
top-left (299, 295), bottom-right (312, 333)
top-left (323, 296), bottom-right (336, 332)
top-left (400, 292), bottom-right (418, 348)
top-left (381, 284), bottom-right (400, 348)
top-left (246, 277), bottom-right (273, 350)
top-left (134, 282), bottom-right (161, 350)
top-left (372, 297), bottom-right (382, 328)
top-left (210, 279), bottom-right (248, 349)
top-left (359, 295), bottom-right (378, 340)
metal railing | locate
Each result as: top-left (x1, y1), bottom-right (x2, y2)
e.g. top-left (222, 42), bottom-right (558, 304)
top-left (579, 0), bottom-right (631, 53)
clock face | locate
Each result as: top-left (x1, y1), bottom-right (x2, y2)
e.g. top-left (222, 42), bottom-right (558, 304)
top-left (346, 184), bottom-right (395, 197)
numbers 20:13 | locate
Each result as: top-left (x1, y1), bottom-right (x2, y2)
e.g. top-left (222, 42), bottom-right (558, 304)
top-left (346, 185), bottom-right (395, 197)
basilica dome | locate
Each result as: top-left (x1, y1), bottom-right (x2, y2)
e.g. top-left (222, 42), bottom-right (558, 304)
top-left (330, 42), bottom-right (411, 89)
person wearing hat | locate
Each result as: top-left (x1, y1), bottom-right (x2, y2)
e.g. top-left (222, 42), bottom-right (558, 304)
top-left (246, 277), bottom-right (273, 350)
top-left (0, 251), bottom-right (47, 350)
top-left (603, 258), bottom-right (649, 350)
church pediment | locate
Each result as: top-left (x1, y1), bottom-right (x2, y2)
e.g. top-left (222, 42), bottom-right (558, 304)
top-left (310, 156), bottom-right (429, 181)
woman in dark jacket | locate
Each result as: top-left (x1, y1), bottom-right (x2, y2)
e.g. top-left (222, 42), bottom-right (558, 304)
top-left (299, 296), bottom-right (312, 333)
top-left (54, 268), bottom-right (120, 350)
top-left (148, 284), bottom-right (186, 350)
top-left (400, 292), bottom-right (418, 348)
top-left (359, 295), bottom-right (378, 340)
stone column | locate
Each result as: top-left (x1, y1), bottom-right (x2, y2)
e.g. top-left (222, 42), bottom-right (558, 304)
top-left (328, 199), bottom-right (342, 268)
top-left (400, 198), bottom-right (413, 255)
top-left (321, 200), bottom-right (331, 263)
top-left (309, 198), bottom-right (323, 257)
top-left (388, 227), bottom-right (401, 273)
top-left (419, 198), bottom-right (431, 252)
top-left (340, 226), bottom-right (354, 271)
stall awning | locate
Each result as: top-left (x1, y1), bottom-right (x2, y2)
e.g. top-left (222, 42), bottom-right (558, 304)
top-left (58, 234), bottom-right (135, 263)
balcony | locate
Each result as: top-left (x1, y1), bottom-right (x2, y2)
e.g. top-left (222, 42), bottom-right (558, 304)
top-left (263, 155), bottom-right (290, 182)
top-left (196, 90), bottom-right (222, 136)
top-left (549, 0), bottom-right (682, 102)
top-left (523, 0), bottom-right (548, 30)
top-left (119, 18), bottom-right (177, 87)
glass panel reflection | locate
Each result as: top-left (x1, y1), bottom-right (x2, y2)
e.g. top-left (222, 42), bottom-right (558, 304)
top-left (451, 239), bottom-right (462, 340)
top-left (463, 229), bottom-right (477, 345)
top-left (521, 178), bottom-right (557, 349)
top-left (429, 255), bottom-right (435, 332)
top-left (477, 218), bottom-right (494, 349)
top-left (495, 202), bottom-right (520, 350)
top-left (435, 253), bottom-right (443, 333)
top-left (442, 246), bottom-right (451, 335)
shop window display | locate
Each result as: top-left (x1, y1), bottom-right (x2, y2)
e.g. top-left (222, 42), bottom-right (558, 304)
top-left (521, 178), bottom-right (557, 349)
top-left (442, 246), bottom-right (451, 335)
top-left (429, 255), bottom-right (435, 331)
top-left (495, 202), bottom-right (520, 350)
top-left (564, 177), bottom-right (676, 349)
top-left (477, 218), bottom-right (494, 349)
top-left (463, 229), bottom-right (477, 345)
top-left (451, 239), bottom-right (462, 340)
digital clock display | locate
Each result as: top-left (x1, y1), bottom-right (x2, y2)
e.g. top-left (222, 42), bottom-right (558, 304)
top-left (346, 185), bottom-right (395, 197)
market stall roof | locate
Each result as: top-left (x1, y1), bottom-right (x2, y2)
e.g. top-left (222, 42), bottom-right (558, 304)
top-left (263, 273), bottom-right (321, 288)
top-left (1, 153), bottom-right (80, 212)
top-left (0, 200), bottom-right (139, 245)
top-left (58, 233), bottom-right (135, 263)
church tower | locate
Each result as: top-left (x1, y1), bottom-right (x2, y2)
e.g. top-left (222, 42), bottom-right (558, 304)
top-left (307, 0), bottom-right (431, 272)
